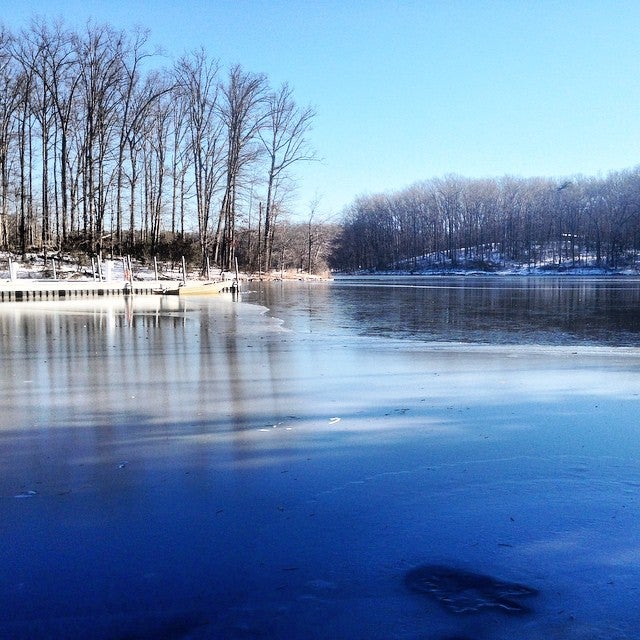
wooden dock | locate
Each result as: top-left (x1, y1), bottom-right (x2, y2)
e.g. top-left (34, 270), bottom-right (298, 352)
top-left (0, 278), bottom-right (236, 302)
top-left (164, 281), bottom-right (237, 296)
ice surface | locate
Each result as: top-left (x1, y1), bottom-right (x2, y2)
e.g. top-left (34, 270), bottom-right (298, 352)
top-left (404, 565), bottom-right (538, 614)
top-left (1, 282), bottom-right (639, 639)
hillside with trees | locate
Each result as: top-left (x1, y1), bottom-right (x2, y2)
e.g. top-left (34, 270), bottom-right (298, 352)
top-left (329, 171), bottom-right (640, 273)
top-left (0, 18), bottom-right (335, 275)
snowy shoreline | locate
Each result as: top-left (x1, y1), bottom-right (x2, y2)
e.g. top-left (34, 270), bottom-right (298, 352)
top-left (0, 251), bottom-right (331, 284)
top-left (340, 265), bottom-right (640, 277)
top-left (4, 251), bottom-right (640, 285)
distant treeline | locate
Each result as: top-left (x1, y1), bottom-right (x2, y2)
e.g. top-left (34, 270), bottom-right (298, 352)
top-left (0, 18), bottom-right (324, 272)
top-left (329, 171), bottom-right (640, 272)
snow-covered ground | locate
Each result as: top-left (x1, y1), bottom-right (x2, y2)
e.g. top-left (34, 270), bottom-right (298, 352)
top-left (0, 251), bottom-right (325, 283)
top-left (0, 251), bottom-right (195, 282)
top-left (371, 244), bottom-right (640, 276)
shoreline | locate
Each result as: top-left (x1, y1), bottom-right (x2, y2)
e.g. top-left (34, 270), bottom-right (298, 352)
top-left (336, 266), bottom-right (640, 277)
top-left (0, 251), bottom-right (333, 284)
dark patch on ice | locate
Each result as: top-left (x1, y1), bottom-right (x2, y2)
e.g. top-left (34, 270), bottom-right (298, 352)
top-left (404, 564), bottom-right (538, 615)
top-left (115, 612), bottom-right (210, 639)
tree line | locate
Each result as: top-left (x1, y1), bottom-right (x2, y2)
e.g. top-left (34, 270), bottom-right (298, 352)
top-left (329, 170), bottom-right (640, 272)
top-left (0, 17), bottom-right (321, 273)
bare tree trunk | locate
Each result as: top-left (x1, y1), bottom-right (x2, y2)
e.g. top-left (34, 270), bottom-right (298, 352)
top-left (217, 64), bottom-right (268, 271)
top-left (176, 49), bottom-right (225, 270)
top-left (259, 82), bottom-right (316, 270)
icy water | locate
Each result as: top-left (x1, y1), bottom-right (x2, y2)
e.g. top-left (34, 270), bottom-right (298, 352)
top-left (1, 276), bottom-right (640, 639)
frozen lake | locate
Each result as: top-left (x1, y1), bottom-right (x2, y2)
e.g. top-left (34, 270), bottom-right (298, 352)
top-left (1, 276), bottom-right (639, 639)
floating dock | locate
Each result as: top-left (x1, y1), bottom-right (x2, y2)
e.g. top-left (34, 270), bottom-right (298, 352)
top-left (0, 279), bottom-right (236, 302)
top-left (164, 281), bottom-right (237, 296)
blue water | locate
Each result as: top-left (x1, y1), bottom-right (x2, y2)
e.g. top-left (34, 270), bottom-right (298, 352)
top-left (255, 275), bottom-right (640, 346)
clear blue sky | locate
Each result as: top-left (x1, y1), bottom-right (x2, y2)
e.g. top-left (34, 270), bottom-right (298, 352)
top-left (5, 1), bottom-right (640, 218)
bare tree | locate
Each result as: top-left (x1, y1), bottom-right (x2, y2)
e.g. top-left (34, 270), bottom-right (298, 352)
top-left (119, 71), bottom-right (172, 251)
top-left (215, 64), bottom-right (268, 271)
top-left (169, 86), bottom-right (190, 238)
top-left (25, 19), bottom-right (82, 247)
top-left (142, 89), bottom-right (172, 251)
top-left (175, 49), bottom-right (225, 268)
top-left (73, 21), bottom-right (126, 252)
top-left (13, 19), bottom-right (56, 247)
top-left (113, 28), bottom-right (169, 252)
top-left (259, 82), bottom-right (316, 269)
top-left (15, 61), bottom-right (35, 255)
top-left (0, 26), bottom-right (22, 248)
